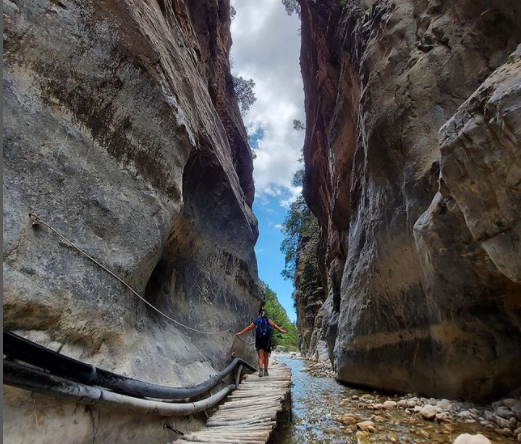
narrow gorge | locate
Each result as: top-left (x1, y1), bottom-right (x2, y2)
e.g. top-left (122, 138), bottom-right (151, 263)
top-left (3, 0), bottom-right (521, 443)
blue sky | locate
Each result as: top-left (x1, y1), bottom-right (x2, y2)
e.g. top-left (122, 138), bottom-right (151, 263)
top-left (253, 196), bottom-right (296, 321)
top-left (230, 0), bottom-right (304, 322)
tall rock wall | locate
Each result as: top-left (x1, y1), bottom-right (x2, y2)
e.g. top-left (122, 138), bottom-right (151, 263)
top-left (3, 0), bottom-right (260, 442)
top-left (298, 0), bottom-right (521, 400)
top-left (293, 228), bottom-right (325, 358)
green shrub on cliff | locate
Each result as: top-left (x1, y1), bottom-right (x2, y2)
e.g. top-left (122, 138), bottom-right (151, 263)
top-left (280, 170), bottom-right (320, 283)
top-left (233, 76), bottom-right (256, 114)
top-left (282, 0), bottom-right (301, 17)
top-left (263, 286), bottom-right (298, 351)
top-left (280, 170), bottom-right (322, 355)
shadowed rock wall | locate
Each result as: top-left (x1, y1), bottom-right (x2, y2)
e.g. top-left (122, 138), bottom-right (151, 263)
top-left (3, 0), bottom-right (260, 442)
top-left (298, 0), bottom-right (521, 400)
top-left (294, 236), bottom-right (325, 358)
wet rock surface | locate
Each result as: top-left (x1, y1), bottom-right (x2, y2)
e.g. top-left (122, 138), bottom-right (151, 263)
top-left (298, 0), bottom-right (521, 400)
top-left (272, 357), bottom-right (520, 444)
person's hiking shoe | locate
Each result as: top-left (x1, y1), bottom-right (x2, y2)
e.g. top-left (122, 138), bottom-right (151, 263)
top-left (258, 369), bottom-right (263, 377)
top-left (264, 369), bottom-right (269, 376)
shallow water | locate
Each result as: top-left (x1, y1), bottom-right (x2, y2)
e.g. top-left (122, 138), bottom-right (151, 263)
top-left (270, 356), bottom-right (517, 444)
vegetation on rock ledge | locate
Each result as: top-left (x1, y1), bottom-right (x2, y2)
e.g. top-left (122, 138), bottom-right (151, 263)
top-left (233, 75), bottom-right (256, 115)
top-left (264, 285), bottom-right (298, 351)
top-left (280, 170), bottom-right (320, 287)
top-left (280, 169), bottom-right (322, 355)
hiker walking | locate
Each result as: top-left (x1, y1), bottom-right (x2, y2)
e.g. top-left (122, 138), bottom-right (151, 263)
top-left (236, 307), bottom-right (286, 377)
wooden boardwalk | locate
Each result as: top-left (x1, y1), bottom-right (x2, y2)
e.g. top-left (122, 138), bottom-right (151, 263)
top-left (176, 362), bottom-right (291, 444)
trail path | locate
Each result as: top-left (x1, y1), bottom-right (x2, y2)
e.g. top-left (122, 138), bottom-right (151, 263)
top-left (176, 362), bottom-right (291, 444)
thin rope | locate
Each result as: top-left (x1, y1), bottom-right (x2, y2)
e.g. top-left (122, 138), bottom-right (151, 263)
top-left (28, 212), bottom-right (254, 344)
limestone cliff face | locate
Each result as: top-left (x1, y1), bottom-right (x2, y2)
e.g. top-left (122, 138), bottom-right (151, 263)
top-left (298, 0), bottom-right (521, 400)
top-left (3, 0), bottom-right (259, 442)
top-left (293, 229), bottom-right (325, 358)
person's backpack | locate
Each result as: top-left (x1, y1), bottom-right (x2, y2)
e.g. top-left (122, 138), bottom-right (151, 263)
top-left (256, 317), bottom-right (271, 339)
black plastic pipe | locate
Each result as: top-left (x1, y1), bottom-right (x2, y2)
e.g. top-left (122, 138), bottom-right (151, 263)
top-left (3, 330), bottom-right (255, 400)
top-left (3, 360), bottom-right (237, 416)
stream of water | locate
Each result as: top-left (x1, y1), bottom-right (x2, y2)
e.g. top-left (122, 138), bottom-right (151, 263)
top-left (270, 356), bottom-right (518, 444)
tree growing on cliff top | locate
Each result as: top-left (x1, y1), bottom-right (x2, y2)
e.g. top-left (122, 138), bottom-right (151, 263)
top-left (280, 170), bottom-right (319, 282)
top-left (263, 285), bottom-right (298, 350)
top-left (233, 76), bottom-right (256, 115)
top-left (282, 0), bottom-right (301, 17)
top-left (293, 119), bottom-right (306, 131)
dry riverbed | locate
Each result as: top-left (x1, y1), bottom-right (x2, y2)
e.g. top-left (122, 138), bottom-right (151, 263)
top-left (271, 355), bottom-right (520, 444)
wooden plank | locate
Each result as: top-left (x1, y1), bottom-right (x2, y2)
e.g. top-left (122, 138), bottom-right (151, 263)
top-left (177, 362), bottom-right (291, 444)
top-left (207, 424), bottom-right (275, 431)
top-left (208, 416), bottom-right (276, 423)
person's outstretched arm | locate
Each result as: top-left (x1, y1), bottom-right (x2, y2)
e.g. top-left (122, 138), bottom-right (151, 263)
top-left (268, 319), bottom-right (287, 334)
top-left (236, 322), bottom-right (255, 336)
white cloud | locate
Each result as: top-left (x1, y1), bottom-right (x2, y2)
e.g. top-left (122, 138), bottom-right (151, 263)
top-left (230, 0), bottom-right (304, 207)
top-left (280, 185), bottom-right (302, 208)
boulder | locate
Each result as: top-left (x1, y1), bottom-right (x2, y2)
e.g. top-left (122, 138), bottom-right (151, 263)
top-left (339, 414), bottom-right (358, 425)
top-left (383, 401), bottom-right (397, 409)
top-left (512, 402), bottom-right (521, 420)
top-left (497, 406), bottom-right (516, 419)
top-left (437, 399), bottom-right (452, 410)
top-left (503, 398), bottom-right (519, 408)
top-left (356, 421), bottom-right (376, 433)
top-left (452, 434), bottom-right (491, 444)
top-left (420, 405), bottom-right (436, 420)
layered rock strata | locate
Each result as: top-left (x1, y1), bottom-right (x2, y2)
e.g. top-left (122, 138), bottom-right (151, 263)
top-left (298, 0), bottom-right (521, 400)
top-left (3, 0), bottom-right (260, 442)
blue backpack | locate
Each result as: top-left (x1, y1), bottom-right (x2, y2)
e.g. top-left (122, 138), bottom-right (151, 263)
top-left (256, 317), bottom-right (271, 338)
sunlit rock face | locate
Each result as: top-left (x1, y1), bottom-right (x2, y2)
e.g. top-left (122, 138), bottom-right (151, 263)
top-left (3, 0), bottom-right (260, 442)
top-left (298, 0), bottom-right (521, 400)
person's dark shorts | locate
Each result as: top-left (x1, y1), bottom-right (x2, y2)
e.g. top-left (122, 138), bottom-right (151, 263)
top-left (255, 335), bottom-right (271, 352)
